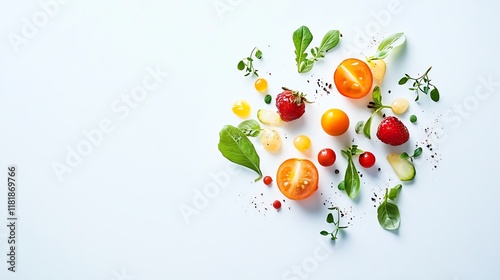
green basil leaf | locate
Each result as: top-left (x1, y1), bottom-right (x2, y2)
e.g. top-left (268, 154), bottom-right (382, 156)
top-left (344, 157), bottom-right (360, 199)
top-left (387, 184), bottom-right (402, 200)
top-left (363, 115), bottom-right (373, 139)
top-left (413, 147), bottom-right (423, 158)
top-left (338, 181), bottom-right (345, 190)
top-left (293, 26), bottom-right (313, 72)
top-left (372, 86), bottom-right (382, 105)
top-left (237, 119), bottom-right (261, 137)
top-left (400, 152), bottom-right (410, 159)
top-left (377, 201), bottom-right (401, 230)
top-left (355, 121), bottom-right (365, 134)
top-left (218, 125), bottom-right (262, 181)
top-left (430, 87), bottom-right (440, 102)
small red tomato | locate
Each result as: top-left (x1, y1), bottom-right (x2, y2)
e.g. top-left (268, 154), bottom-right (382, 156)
top-left (263, 176), bottom-right (273, 185)
top-left (273, 200), bottom-right (282, 209)
top-left (318, 148), bottom-right (336, 167)
top-left (359, 151), bottom-right (376, 168)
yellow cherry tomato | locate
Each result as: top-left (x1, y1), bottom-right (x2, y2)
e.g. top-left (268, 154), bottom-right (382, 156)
top-left (293, 135), bottom-right (312, 152)
top-left (321, 108), bottom-right (350, 136)
top-left (254, 78), bottom-right (268, 93)
top-left (232, 100), bottom-right (251, 118)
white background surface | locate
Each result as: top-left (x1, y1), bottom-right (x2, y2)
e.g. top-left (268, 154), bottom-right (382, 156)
top-left (1, 0), bottom-right (500, 279)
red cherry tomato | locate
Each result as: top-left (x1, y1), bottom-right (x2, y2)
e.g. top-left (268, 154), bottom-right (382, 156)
top-left (263, 176), bottom-right (273, 185)
top-left (273, 200), bottom-right (282, 209)
top-left (359, 151), bottom-right (376, 168)
top-left (317, 148), bottom-right (336, 167)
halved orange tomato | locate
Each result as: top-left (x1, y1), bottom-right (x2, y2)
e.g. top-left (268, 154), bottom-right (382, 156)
top-left (333, 58), bottom-right (373, 99)
top-left (276, 158), bottom-right (319, 200)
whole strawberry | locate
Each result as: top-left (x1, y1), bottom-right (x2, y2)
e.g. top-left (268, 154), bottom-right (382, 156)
top-left (275, 87), bottom-right (311, 122)
top-left (376, 116), bottom-right (409, 146)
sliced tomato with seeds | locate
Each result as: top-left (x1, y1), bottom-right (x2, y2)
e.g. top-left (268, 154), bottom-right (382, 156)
top-left (276, 158), bottom-right (319, 200)
top-left (334, 58), bottom-right (373, 99)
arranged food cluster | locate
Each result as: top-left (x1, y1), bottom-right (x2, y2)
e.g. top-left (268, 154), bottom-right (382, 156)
top-left (218, 26), bottom-right (440, 236)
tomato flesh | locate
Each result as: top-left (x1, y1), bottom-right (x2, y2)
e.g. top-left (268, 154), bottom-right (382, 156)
top-left (276, 158), bottom-right (319, 200)
top-left (334, 58), bottom-right (373, 99)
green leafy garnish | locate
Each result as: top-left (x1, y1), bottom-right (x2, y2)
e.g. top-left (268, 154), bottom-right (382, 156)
top-left (264, 94), bottom-right (272, 104)
top-left (377, 185), bottom-right (402, 230)
top-left (399, 66), bottom-right (440, 102)
top-left (367, 32), bottom-right (406, 61)
top-left (400, 147), bottom-right (423, 162)
top-left (354, 120), bottom-right (365, 134)
top-left (218, 125), bottom-right (262, 181)
top-left (410, 115), bottom-right (417, 123)
top-left (237, 119), bottom-right (262, 137)
top-left (293, 26), bottom-right (340, 73)
top-left (337, 181), bottom-right (345, 191)
top-left (341, 145), bottom-right (364, 199)
top-left (320, 207), bottom-right (348, 240)
top-left (362, 86), bottom-right (391, 139)
top-left (237, 47), bottom-right (263, 77)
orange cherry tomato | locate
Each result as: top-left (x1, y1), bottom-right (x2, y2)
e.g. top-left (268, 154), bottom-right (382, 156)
top-left (276, 158), bottom-right (319, 200)
top-left (321, 108), bottom-right (350, 136)
top-left (333, 58), bottom-right (373, 99)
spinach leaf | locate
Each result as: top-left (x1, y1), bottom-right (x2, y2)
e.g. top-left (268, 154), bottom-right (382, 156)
top-left (218, 125), bottom-right (262, 181)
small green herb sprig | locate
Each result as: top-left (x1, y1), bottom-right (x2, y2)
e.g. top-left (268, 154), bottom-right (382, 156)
top-left (320, 207), bottom-right (348, 240)
top-left (401, 147), bottom-right (422, 162)
top-left (399, 66), bottom-right (440, 102)
top-left (358, 86), bottom-right (391, 139)
top-left (339, 145), bottom-right (364, 199)
top-left (293, 26), bottom-right (340, 73)
top-left (377, 185), bottom-right (402, 230)
top-left (237, 47), bottom-right (263, 77)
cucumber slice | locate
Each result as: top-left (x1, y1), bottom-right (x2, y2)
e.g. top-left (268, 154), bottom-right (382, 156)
top-left (386, 153), bottom-right (415, 181)
top-left (257, 109), bottom-right (282, 126)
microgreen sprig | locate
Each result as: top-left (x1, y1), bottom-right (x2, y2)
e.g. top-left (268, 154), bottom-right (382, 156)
top-left (377, 184), bottom-right (402, 230)
top-left (399, 66), bottom-right (440, 102)
top-left (320, 207), bottom-right (348, 240)
top-left (339, 145), bottom-right (364, 199)
top-left (400, 147), bottom-right (423, 162)
top-left (367, 32), bottom-right (405, 62)
top-left (359, 86), bottom-right (390, 139)
top-left (237, 47), bottom-right (263, 77)
top-left (293, 26), bottom-right (340, 73)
